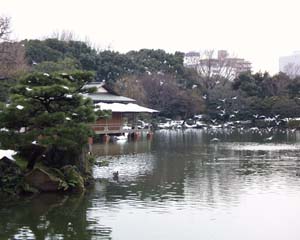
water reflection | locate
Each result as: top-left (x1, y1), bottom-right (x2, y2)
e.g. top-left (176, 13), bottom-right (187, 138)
top-left (0, 193), bottom-right (112, 240)
top-left (1, 129), bottom-right (300, 240)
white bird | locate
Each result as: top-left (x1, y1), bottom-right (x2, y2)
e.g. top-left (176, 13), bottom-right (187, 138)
top-left (210, 138), bottom-right (220, 142)
top-left (232, 96), bottom-right (237, 100)
top-left (265, 136), bottom-right (273, 141)
top-left (219, 98), bottom-right (226, 103)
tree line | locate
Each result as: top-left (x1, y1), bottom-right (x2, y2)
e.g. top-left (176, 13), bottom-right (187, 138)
top-left (1, 18), bottom-right (300, 120)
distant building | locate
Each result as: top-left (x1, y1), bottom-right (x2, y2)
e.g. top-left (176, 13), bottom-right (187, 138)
top-left (279, 51), bottom-right (300, 78)
top-left (184, 50), bottom-right (251, 80)
top-left (183, 51), bottom-right (200, 67)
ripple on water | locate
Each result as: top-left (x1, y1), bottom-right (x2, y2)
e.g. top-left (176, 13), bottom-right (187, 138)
top-left (228, 143), bottom-right (300, 151)
top-left (93, 153), bottom-right (154, 181)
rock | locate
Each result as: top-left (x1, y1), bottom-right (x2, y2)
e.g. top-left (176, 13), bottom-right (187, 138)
top-left (24, 168), bottom-right (67, 192)
top-left (61, 165), bottom-right (85, 192)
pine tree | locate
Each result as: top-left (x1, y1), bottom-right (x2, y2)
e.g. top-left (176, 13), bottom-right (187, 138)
top-left (0, 71), bottom-right (97, 170)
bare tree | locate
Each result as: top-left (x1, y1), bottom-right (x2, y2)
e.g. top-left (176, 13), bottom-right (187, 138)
top-left (185, 50), bottom-right (251, 91)
top-left (0, 42), bottom-right (28, 78)
top-left (113, 75), bottom-right (147, 105)
top-left (0, 16), bottom-right (28, 78)
top-left (196, 50), bottom-right (237, 90)
top-left (48, 30), bottom-right (78, 42)
top-left (0, 16), bottom-right (11, 41)
top-left (283, 63), bottom-right (300, 79)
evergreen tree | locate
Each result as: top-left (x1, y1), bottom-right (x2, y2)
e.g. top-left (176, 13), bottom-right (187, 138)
top-left (0, 71), bottom-right (97, 170)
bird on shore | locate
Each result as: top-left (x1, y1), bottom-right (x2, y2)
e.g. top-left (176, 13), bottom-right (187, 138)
top-left (113, 171), bottom-right (119, 181)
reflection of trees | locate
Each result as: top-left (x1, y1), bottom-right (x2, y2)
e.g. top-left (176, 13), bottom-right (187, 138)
top-left (0, 193), bottom-right (112, 240)
top-left (100, 130), bottom-right (300, 209)
top-left (2, 129), bottom-right (299, 239)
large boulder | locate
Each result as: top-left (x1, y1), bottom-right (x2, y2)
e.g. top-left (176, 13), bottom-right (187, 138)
top-left (24, 168), bottom-right (67, 192)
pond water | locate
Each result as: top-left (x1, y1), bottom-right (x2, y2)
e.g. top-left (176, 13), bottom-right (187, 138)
top-left (1, 129), bottom-right (300, 240)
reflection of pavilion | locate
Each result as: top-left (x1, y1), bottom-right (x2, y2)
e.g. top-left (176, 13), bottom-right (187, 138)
top-left (92, 139), bottom-right (153, 157)
top-left (85, 82), bottom-right (158, 137)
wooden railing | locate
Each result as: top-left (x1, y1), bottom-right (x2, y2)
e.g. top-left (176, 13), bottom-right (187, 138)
top-left (90, 123), bottom-right (149, 134)
top-left (91, 123), bottom-right (131, 134)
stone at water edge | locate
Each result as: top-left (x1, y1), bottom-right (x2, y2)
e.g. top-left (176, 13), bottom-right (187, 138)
top-left (24, 168), bottom-right (66, 192)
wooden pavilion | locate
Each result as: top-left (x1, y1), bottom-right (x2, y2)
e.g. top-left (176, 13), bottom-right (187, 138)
top-left (85, 82), bottom-right (158, 136)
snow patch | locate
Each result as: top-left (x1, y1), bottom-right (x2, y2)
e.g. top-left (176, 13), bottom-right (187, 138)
top-left (16, 105), bottom-right (24, 110)
top-left (0, 149), bottom-right (17, 161)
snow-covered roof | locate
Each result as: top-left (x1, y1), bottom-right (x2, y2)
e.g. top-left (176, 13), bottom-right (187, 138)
top-left (0, 149), bottom-right (17, 161)
top-left (86, 93), bottom-right (135, 103)
top-left (95, 102), bottom-right (159, 113)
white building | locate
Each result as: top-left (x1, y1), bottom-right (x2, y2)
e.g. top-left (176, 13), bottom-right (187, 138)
top-left (183, 51), bottom-right (200, 67)
top-left (279, 51), bottom-right (300, 78)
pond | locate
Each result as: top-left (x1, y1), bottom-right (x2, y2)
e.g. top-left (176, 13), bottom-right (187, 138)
top-left (1, 129), bottom-right (300, 240)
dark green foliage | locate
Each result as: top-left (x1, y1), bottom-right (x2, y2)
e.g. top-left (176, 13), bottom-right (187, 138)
top-left (287, 77), bottom-right (300, 97)
top-left (0, 71), bottom-right (98, 170)
top-left (32, 58), bottom-right (81, 73)
top-left (0, 157), bottom-right (23, 195)
top-left (24, 39), bottom-right (63, 63)
top-left (0, 78), bottom-right (14, 102)
top-left (22, 38), bottom-right (300, 120)
top-left (229, 72), bottom-right (300, 120)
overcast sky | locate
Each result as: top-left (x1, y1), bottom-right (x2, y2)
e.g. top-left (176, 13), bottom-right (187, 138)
top-left (1, 0), bottom-right (300, 74)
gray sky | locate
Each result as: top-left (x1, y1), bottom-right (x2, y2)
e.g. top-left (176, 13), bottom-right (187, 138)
top-left (1, 0), bottom-right (300, 74)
